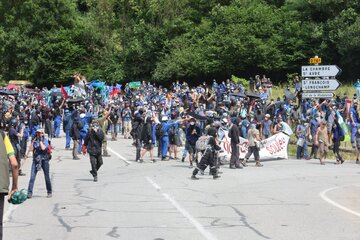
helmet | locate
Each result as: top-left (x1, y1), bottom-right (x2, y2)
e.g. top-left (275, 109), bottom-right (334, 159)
top-left (221, 118), bottom-right (228, 125)
top-left (10, 118), bottom-right (18, 127)
top-left (8, 189), bottom-right (28, 205)
top-left (161, 116), bottom-right (168, 122)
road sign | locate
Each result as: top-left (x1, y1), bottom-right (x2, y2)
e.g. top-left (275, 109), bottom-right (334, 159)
top-left (302, 79), bottom-right (340, 91)
top-left (309, 57), bottom-right (321, 64)
top-left (301, 65), bottom-right (341, 77)
top-left (129, 81), bottom-right (141, 88)
top-left (302, 92), bottom-right (335, 99)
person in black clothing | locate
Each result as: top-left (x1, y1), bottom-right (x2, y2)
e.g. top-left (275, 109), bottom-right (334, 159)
top-left (70, 115), bottom-right (83, 160)
top-left (83, 119), bottom-right (104, 182)
top-left (139, 116), bottom-right (155, 163)
top-left (332, 116), bottom-right (344, 164)
top-left (229, 117), bottom-right (242, 169)
top-left (191, 127), bottom-right (221, 180)
top-left (185, 118), bottom-right (201, 167)
top-left (8, 118), bottom-right (25, 176)
top-left (132, 110), bottom-right (144, 162)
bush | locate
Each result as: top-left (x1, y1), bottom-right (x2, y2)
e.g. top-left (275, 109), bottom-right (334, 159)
top-left (231, 75), bottom-right (249, 88)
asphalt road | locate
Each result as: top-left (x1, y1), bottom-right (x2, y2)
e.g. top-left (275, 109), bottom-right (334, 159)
top-left (3, 135), bottom-right (360, 240)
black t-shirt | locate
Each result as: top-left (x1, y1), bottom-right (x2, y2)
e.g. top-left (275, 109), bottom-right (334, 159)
top-left (8, 127), bottom-right (19, 145)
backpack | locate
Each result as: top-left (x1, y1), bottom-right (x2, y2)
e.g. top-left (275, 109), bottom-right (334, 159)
top-left (196, 135), bottom-right (211, 151)
top-left (339, 126), bottom-right (345, 142)
top-left (155, 123), bottom-right (164, 139)
top-left (168, 125), bottom-right (176, 137)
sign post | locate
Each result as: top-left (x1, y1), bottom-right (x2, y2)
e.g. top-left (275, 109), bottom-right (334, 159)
top-left (301, 57), bottom-right (342, 99)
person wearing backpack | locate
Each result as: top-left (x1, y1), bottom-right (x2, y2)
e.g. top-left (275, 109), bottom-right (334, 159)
top-left (191, 128), bottom-right (221, 180)
top-left (295, 119), bottom-right (310, 160)
top-left (332, 115), bottom-right (344, 164)
top-left (185, 118), bottom-right (201, 168)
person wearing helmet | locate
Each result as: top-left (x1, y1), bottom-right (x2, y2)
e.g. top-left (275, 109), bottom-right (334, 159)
top-left (185, 118), bottom-right (201, 167)
top-left (191, 127), bottom-right (221, 180)
top-left (8, 118), bottom-right (25, 176)
top-left (160, 115), bottom-right (185, 161)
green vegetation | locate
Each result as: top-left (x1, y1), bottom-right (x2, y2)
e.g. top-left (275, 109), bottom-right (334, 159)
top-left (1, 0), bottom-right (360, 85)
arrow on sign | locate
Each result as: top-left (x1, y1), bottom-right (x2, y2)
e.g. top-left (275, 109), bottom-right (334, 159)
top-left (302, 92), bottom-right (335, 99)
top-left (301, 65), bottom-right (341, 77)
top-left (302, 79), bottom-right (341, 91)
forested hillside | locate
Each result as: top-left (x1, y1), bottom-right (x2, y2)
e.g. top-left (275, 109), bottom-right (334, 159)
top-left (0, 0), bottom-right (359, 85)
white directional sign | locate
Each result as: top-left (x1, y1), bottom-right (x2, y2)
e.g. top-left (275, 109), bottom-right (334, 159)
top-left (302, 92), bottom-right (335, 99)
top-left (301, 65), bottom-right (341, 77)
top-left (302, 79), bottom-right (340, 91)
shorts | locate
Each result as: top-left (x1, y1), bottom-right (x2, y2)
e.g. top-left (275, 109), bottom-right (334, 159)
top-left (327, 123), bottom-right (333, 134)
top-left (319, 142), bottom-right (328, 155)
top-left (143, 143), bottom-right (153, 151)
top-left (169, 135), bottom-right (180, 146)
top-left (186, 143), bottom-right (196, 154)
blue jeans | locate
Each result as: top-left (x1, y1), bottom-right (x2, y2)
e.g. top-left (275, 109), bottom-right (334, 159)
top-left (78, 131), bottom-right (87, 154)
top-left (54, 116), bottom-right (62, 138)
top-left (27, 157), bottom-right (52, 195)
top-left (350, 122), bottom-right (357, 144)
top-left (161, 136), bottom-right (169, 158)
top-left (65, 129), bottom-right (71, 148)
top-left (296, 139), bottom-right (308, 159)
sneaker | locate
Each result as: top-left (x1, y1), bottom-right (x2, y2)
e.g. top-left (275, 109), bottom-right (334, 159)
top-left (103, 154), bottom-right (111, 157)
top-left (189, 162), bottom-right (193, 168)
top-left (181, 157), bottom-right (185, 162)
top-left (235, 165), bottom-right (243, 169)
top-left (89, 170), bottom-right (94, 177)
top-left (191, 175), bottom-right (199, 180)
top-left (93, 176), bottom-right (98, 182)
top-left (340, 160), bottom-right (344, 164)
top-left (73, 157), bottom-right (80, 160)
top-left (213, 175), bottom-right (221, 180)
top-left (229, 165), bottom-right (236, 169)
top-left (47, 193), bottom-right (52, 198)
top-left (255, 163), bottom-right (263, 167)
top-left (27, 193), bottom-right (32, 199)
top-left (19, 170), bottom-right (26, 176)
top-left (151, 159), bottom-right (156, 163)
top-left (240, 161), bottom-right (248, 167)
top-left (356, 159), bottom-right (359, 164)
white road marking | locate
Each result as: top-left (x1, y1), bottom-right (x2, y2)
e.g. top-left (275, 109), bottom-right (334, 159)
top-left (108, 147), bottom-right (131, 164)
top-left (3, 204), bottom-right (19, 223)
top-left (320, 185), bottom-right (360, 218)
top-left (146, 177), bottom-right (218, 240)
top-left (145, 177), bottom-right (161, 191)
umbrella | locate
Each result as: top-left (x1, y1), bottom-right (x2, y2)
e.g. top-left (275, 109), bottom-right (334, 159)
top-left (6, 84), bottom-right (18, 90)
top-left (246, 93), bottom-right (261, 99)
top-left (187, 111), bottom-right (208, 121)
top-left (231, 92), bottom-right (247, 98)
top-left (50, 91), bottom-right (63, 97)
top-left (67, 97), bottom-right (85, 104)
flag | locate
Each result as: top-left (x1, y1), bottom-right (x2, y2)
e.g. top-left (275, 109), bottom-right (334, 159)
top-left (60, 85), bottom-right (68, 99)
top-left (116, 83), bottom-right (122, 90)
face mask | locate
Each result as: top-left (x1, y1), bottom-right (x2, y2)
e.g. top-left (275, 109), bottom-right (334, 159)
top-left (190, 122), bottom-right (195, 126)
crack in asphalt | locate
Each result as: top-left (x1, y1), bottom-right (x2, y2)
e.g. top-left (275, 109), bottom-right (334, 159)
top-left (230, 206), bottom-right (271, 239)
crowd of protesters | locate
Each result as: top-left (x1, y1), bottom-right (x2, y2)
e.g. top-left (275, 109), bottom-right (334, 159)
top-left (0, 74), bottom-right (360, 186)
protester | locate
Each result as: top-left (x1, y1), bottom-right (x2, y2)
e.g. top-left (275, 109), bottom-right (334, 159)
top-left (70, 114), bottom-right (82, 160)
top-left (84, 119), bottom-right (104, 182)
top-left (0, 130), bottom-right (18, 239)
top-left (27, 128), bottom-right (52, 198)
top-left (244, 124), bottom-right (263, 167)
top-left (315, 120), bottom-right (329, 165)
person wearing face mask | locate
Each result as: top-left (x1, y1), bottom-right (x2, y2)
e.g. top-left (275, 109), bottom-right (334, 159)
top-left (185, 118), bottom-right (201, 167)
top-left (228, 117), bottom-right (242, 169)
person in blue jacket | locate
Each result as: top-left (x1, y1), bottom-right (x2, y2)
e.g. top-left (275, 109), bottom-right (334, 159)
top-left (63, 105), bottom-right (73, 150)
top-left (160, 116), bottom-right (185, 161)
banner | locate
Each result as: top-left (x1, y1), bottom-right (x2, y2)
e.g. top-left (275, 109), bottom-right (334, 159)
top-left (220, 132), bottom-right (290, 160)
top-left (129, 81), bottom-right (141, 89)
